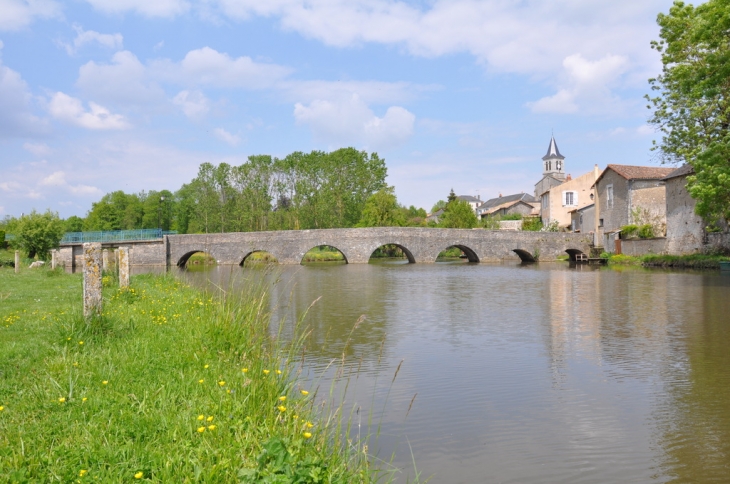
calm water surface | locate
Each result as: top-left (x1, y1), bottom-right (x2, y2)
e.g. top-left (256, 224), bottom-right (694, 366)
top-left (182, 262), bottom-right (730, 483)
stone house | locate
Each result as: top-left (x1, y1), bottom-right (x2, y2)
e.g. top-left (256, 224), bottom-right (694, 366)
top-left (662, 164), bottom-right (705, 254)
top-left (540, 165), bottom-right (601, 230)
top-left (569, 203), bottom-right (595, 234)
top-left (457, 195), bottom-right (482, 213)
top-left (476, 193), bottom-right (538, 219)
top-left (593, 164), bottom-right (675, 249)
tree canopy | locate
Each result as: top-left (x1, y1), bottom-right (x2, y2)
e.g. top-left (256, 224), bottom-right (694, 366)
top-left (439, 199), bottom-right (478, 229)
top-left (15, 210), bottom-right (65, 259)
top-left (358, 187), bottom-right (405, 227)
top-left (647, 0), bottom-right (730, 222)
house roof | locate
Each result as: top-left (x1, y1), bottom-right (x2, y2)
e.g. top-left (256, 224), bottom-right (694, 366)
top-left (457, 195), bottom-right (481, 203)
top-left (568, 203), bottom-right (595, 214)
top-left (542, 136), bottom-right (565, 161)
top-left (661, 164), bottom-right (694, 180)
top-left (479, 192), bottom-right (537, 210)
top-left (533, 173), bottom-right (564, 188)
top-left (594, 164), bottom-right (675, 186)
top-left (480, 200), bottom-right (539, 216)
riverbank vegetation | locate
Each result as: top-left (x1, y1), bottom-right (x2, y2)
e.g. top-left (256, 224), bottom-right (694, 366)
top-left (603, 253), bottom-right (730, 269)
top-left (0, 267), bottom-right (390, 482)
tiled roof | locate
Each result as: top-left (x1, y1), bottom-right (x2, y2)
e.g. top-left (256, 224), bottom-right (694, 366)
top-left (457, 195), bottom-right (481, 203)
top-left (606, 164), bottom-right (675, 180)
top-left (481, 200), bottom-right (539, 216)
top-left (479, 192), bottom-right (537, 210)
top-left (661, 164), bottom-right (694, 180)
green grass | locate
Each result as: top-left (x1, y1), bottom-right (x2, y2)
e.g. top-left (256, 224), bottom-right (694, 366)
top-left (604, 253), bottom-right (730, 269)
top-left (0, 267), bottom-right (383, 483)
top-left (302, 246), bottom-right (345, 263)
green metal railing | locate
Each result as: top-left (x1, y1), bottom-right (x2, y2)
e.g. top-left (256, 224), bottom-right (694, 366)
top-left (60, 229), bottom-right (177, 244)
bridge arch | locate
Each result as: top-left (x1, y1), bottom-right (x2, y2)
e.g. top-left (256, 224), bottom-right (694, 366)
top-left (565, 248), bottom-right (586, 262)
top-left (177, 250), bottom-right (216, 268)
top-left (368, 243), bottom-right (416, 263)
top-left (239, 250), bottom-right (278, 266)
top-left (300, 245), bottom-right (349, 264)
top-left (513, 249), bottom-right (536, 262)
top-left (436, 244), bottom-right (479, 263)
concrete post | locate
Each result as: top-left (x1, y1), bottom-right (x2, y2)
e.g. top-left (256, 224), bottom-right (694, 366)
top-left (14, 250), bottom-right (19, 274)
top-left (82, 243), bottom-right (102, 319)
top-left (118, 247), bottom-right (130, 288)
top-left (51, 250), bottom-right (57, 270)
top-left (102, 249), bottom-right (110, 272)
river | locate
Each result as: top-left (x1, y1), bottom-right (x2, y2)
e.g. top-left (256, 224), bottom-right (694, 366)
top-left (181, 261), bottom-right (730, 483)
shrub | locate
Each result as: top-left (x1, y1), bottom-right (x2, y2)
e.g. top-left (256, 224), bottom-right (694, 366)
top-left (638, 224), bottom-right (655, 239)
top-left (620, 224), bottom-right (639, 239)
top-left (522, 217), bottom-right (543, 231)
top-left (501, 213), bottom-right (523, 221)
top-left (0, 230), bottom-right (5, 249)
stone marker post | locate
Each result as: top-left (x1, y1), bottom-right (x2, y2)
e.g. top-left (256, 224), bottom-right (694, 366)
top-left (51, 250), bottom-right (57, 270)
top-left (118, 247), bottom-right (130, 288)
top-left (102, 249), bottom-right (110, 272)
top-left (82, 243), bottom-right (102, 319)
top-left (14, 251), bottom-right (20, 274)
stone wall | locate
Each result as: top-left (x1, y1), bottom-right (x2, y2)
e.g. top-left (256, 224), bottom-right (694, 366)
top-left (596, 170), bottom-right (630, 237)
top-left (620, 238), bottom-right (667, 256)
top-left (664, 175), bottom-right (705, 254)
top-left (168, 227), bottom-right (592, 266)
top-left (629, 182), bottom-right (667, 234)
top-left (497, 220), bottom-right (522, 231)
top-left (705, 232), bottom-right (730, 255)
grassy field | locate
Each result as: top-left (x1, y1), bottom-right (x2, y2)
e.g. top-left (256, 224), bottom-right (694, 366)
top-left (0, 266), bottom-right (383, 483)
top-left (604, 253), bottom-right (730, 269)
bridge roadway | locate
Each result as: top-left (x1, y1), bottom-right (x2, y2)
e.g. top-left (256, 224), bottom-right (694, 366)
top-left (168, 227), bottom-right (592, 266)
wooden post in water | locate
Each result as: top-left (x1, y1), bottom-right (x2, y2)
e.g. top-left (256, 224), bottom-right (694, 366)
top-left (14, 251), bottom-right (19, 274)
top-left (82, 243), bottom-right (102, 319)
top-left (118, 247), bottom-right (130, 288)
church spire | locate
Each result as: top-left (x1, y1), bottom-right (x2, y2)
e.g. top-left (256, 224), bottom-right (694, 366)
top-left (541, 136), bottom-right (566, 178)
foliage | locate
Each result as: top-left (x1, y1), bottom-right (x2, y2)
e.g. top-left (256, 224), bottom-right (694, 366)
top-left (540, 220), bottom-right (560, 232)
top-left (630, 206), bottom-right (665, 237)
top-left (84, 191), bottom-right (145, 231)
top-left (606, 252), bottom-right (730, 269)
top-left (522, 217), bottom-right (543, 232)
top-left (64, 215), bottom-right (84, 232)
top-left (439, 200), bottom-right (478, 229)
top-left (638, 224), bottom-right (656, 239)
top-left (447, 189), bottom-right (457, 203)
top-left (430, 200), bottom-right (446, 214)
top-left (620, 224), bottom-right (639, 239)
top-left (647, 0), bottom-right (730, 222)
top-left (0, 271), bottom-right (386, 482)
top-left (14, 209), bottom-right (65, 259)
top-left (0, 230), bottom-right (5, 250)
top-left (500, 213), bottom-right (523, 221)
top-left (481, 217), bottom-right (501, 230)
top-left (358, 187), bottom-right (404, 227)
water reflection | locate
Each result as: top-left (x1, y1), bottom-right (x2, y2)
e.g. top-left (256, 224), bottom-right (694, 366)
top-left (180, 263), bottom-right (730, 483)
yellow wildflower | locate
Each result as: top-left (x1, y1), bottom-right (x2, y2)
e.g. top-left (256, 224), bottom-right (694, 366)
top-left (134, 471), bottom-right (143, 479)
top-left (305, 422), bottom-right (314, 429)
top-left (263, 370), bottom-right (270, 375)
top-left (204, 364), bottom-right (209, 369)
top-left (206, 416), bottom-right (214, 422)
top-left (300, 390), bottom-right (309, 396)
top-left (277, 405), bottom-right (286, 412)
top-left (197, 426), bottom-right (206, 433)
top-left (73, 362), bottom-right (79, 367)
top-left (303, 432), bottom-right (312, 439)
top-left (278, 396), bottom-right (286, 402)
top-left (218, 381), bottom-right (225, 386)
top-left (79, 469), bottom-right (87, 477)
top-left (0, 406), bottom-right (4, 411)
top-left (276, 370), bottom-right (282, 375)
top-left (58, 397), bottom-right (66, 403)
top-left (198, 379), bottom-right (204, 383)
top-left (208, 425), bottom-right (216, 431)
top-left (78, 341), bottom-right (83, 345)
top-left (102, 381), bottom-right (108, 385)
top-left (197, 414), bottom-right (205, 421)
top-left (82, 397), bottom-right (87, 402)
top-left (241, 368), bottom-right (248, 373)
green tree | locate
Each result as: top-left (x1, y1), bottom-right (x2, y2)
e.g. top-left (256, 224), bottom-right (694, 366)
top-left (647, 0), bottom-right (730, 222)
top-left (439, 200), bottom-right (478, 229)
top-left (447, 189), bottom-right (457, 203)
top-left (84, 191), bottom-right (143, 231)
top-left (430, 200), bottom-right (447, 214)
top-left (15, 210), bottom-right (65, 259)
top-left (357, 187), bottom-right (404, 227)
top-left (64, 216), bottom-right (84, 232)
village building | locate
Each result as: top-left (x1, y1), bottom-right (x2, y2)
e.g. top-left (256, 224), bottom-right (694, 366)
top-left (569, 203), bottom-right (595, 234)
top-left (457, 195), bottom-right (482, 213)
top-left (662, 164), bottom-right (705, 254)
top-left (540, 166), bottom-right (601, 230)
top-left (592, 164), bottom-right (675, 250)
top-left (476, 193), bottom-right (538, 219)
top-left (534, 137), bottom-right (566, 199)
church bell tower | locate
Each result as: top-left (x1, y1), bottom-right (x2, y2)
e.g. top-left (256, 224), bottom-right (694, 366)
top-left (542, 136), bottom-right (566, 181)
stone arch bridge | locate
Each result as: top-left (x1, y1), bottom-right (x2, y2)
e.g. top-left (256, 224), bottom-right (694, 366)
top-left (168, 228), bottom-right (592, 266)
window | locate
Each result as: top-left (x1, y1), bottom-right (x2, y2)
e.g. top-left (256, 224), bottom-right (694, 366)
top-left (563, 191), bottom-right (577, 206)
top-left (556, 160), bottom-right (562, 171)
top-left (599, 218), bottom-right (604, 227)
top-left (606, 184), bottom-right (614, 209)
top-left (542, 193), bottom-right (549, 208)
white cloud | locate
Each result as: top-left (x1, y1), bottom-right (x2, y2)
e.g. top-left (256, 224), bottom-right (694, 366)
top-left (0, 45), bottom-right (48, 138)
top-left (77, 50), bottom-right (166, 107)
top-left (294, 94), bottom-right (415, 150)
top-left (0, 0), bottom-right (62, 31)
top-left (526, 54), bottom-right (629, 115)
top-left (82, 0), bottom-right (189, 17)
top-left (62, 24), bottom-right (123, 55)
top-left (637, 124), bottom-right (654, 136)
top-left (39, 170), bottom-right (65, 186)
top-left (213, 127), bottom-right (241, 146)
top-left (152, 46), bottom-right (291, 89)
top-left (39, 170), bottom-right (103, 195)
top-left (23, 142), bottom-right (51, 156)
top-left (173, 90), bottom-right (210, 120)
top-left (279, 79), bottom-right (434, 105)
top-left (48, 92), bottom-right (131, 130)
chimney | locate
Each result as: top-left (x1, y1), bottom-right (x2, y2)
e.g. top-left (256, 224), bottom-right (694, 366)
top-left (566, 174), bottom-right (572, 181)
top-left (499, 193), bottom-right (502, 197)
top-left (477, 194), bottom-right (480, 200)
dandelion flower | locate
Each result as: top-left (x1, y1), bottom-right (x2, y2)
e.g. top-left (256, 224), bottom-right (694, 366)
top-left (197, 415), bottom-right (205, 421)
top-left (134, 471), bottom-right (143, 479)
top-left (276, 370), bottom-right (282, 375)
top-left (197, 426), bottom-right (206, 433)
top-left (0, 406), bottom-right (4, 411)
top-left (303, 432), bottom-right (312, 439)
top-left (241, 368), bottom-right (248, 373)
top-left (102, 381), bottom-right (108, 385)
top-left (278, 396), bottom-right (286, 402)
top-left (206, 416), bottom-right (214, 422)
top-left (73, 362), bottom-right (79, 367)
top-left (78, 341), bottom-right (84, 345)
top-left (277, 405), bottom-right (286, 412)
top-left (207, 425), bottom-right (216, 430)
top-left (263, 370), bottom-right (270, 375)
top-left (58, 397), bottom-right (66, 403)
top-left (305, 422), bottom-right (314, 429)
top-left (300, 390), bottom-right (309, 396)
top-left (204, 364), bottom-right (209, 369)
top-left (82, 397), bottom-right (87, 402)
top-left (218, 381), bottom-right (225, 386)
top-left (198, 379), bottom-right (204, 384)
top-left (79, 469), bottom-right (87, 477)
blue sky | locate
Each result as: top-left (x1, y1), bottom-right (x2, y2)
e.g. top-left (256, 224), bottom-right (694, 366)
top-left (1, 0), bottom-right (677, 219)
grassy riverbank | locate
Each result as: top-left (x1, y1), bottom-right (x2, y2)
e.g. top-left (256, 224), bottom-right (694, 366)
top-left (0, 267), bottom-right (379, 482)
top-left (604, 253), bottom-right (730, 269)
